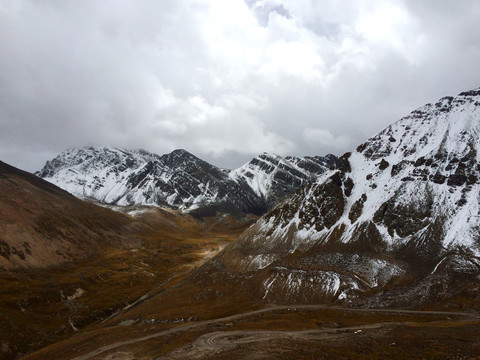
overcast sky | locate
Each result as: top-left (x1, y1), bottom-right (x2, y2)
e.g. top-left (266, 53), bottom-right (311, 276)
top-left (1, 0), bottom-right (480, 172)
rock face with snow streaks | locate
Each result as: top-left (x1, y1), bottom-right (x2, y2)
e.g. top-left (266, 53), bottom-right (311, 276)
top-left (216, 88), bottom-right (480, 308)
top-left (229, 152), bottom-right (336, 207)
top-left (38, 148), bottom-right (335, 216)
top-left (38, 147), bottom-right (265, 215)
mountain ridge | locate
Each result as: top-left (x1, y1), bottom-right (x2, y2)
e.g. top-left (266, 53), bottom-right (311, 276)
top-left (37, 146), bottom-right (336, 215)
top-left (211, 87), bottom-right (480, 308)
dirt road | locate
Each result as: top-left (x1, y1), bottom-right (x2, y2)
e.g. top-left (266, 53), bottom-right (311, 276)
top-left (69, 305), bottom-right (480, 360)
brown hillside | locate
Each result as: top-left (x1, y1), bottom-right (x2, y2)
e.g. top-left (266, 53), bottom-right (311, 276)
top-left (0, 160), bottom-right (137, 269)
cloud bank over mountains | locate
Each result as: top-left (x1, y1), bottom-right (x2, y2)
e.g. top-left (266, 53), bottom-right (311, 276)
top-left (1, 0), bottom-right (480, 171)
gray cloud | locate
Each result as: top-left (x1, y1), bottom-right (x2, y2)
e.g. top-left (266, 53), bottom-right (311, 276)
top-left (245, 0), bottom-right (291, 26)
top-left (1, 0), bottom-right (480, 172)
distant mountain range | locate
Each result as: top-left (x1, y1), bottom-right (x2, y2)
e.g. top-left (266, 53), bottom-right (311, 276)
top-left (34, 87), bottom-right (480, 309)
top-left (37, 147), bottom-right (336, 216)
top-left (211, 88), bottom-right (480, 308)
top-left (5, 87), bottom-right (480, 360)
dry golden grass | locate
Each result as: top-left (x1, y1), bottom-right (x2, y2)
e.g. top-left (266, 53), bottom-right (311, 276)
top-left (1, 207), bottom-right (254, 360)
top-left (26, 302), bottom-right (479, 360)
top-left (21, 257), bottom-right (480, 360)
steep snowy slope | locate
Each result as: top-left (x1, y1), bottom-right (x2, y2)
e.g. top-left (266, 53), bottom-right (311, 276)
top-left (216, 88), bottom-right (480, 307)
top-left (38, 147), bottom-right (266, 215)
top-left (38, 148), bottom-right (336, 215)
top-left (229, 152), bottom-right (335, 206)
top-left (38, 147), bottom-right (161, 204)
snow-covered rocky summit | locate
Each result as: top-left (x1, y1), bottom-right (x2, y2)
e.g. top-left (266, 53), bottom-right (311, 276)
top-left (216, 88), bottom-right (480, 307)
top-left (37, 147), bottom-right (335, 215)
top-left (37, 147), bottom-right (264, 215)
top-left (230, 152), bottom-right (336, 206)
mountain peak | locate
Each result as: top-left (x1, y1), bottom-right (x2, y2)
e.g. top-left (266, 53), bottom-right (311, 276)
top-left (458, 87), bottom-right (480, 97)
top-left (161, 148), bottom-right (199, 164)
top-left (37, 147), bottom-right (268, 214)
top-left (230, 152), bottom-right (336, 203)
top-left (356, 88), bottom-right (480, 164)
top-left (259, 152), bottom-right (282, 159)
top-left (170, 148), bottom-right (194, 156)
top-left (216, 87), bottom-right (480, 307)
top-left (38, 146), bottom-right (337, 215)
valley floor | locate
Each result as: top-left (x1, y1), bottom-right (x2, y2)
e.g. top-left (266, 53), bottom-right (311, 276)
top-left (4, 207), bottom-right (479, 360)
top-left (1, 207), bottom-right (252, 360)
top-left (23, 304), bottom-right (480, 360)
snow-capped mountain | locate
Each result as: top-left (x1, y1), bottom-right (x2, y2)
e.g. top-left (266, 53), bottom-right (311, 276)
top-left (38, 147), bottom-right (266, 215)
top-left (229, 152), bottom-right (336, 206)
top-left (216, 88), bottom-right (480, 308)
top-left (37, 147), bottom-right (335, 215)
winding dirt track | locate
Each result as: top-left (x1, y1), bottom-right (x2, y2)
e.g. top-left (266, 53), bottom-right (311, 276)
top-left (69, 305), bottom-right (480, 360)
top-left (172, 325), bottom-right (386, 358)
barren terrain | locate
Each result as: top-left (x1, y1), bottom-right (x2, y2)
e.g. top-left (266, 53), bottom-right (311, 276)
top-left (23, 302), bottom-right (480, 360)
top-left (1, 205), bottom-right (253, 360)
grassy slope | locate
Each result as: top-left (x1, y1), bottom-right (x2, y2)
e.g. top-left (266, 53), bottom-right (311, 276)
top-left (1, 207), bottom-right (252, 360)
top-left (0, 160), bottom-right (255, 359)
top-left (0, 160), bottom-right (137, 269)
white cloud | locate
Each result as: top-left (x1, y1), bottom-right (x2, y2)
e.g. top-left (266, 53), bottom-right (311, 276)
top-left (355, 1), bottom-right (425, 64)
top-left (1, 0), bottom-right (480, 171)
top-left (303, 128), bottom-right (351, 151)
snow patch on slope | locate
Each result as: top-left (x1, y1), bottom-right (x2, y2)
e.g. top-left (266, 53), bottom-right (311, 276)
top-left (266, 90), bottom-right (480, 253)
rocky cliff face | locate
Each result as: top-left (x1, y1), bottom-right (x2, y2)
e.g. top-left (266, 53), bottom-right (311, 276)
top-left (38, 147), bottom-right (266, 215)
top-left (229, 152), bottom-right (336, 207)
top-left (216, 88), bottom-right (480, 308)
top-left (38, 148), bottom-right (335, 216)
